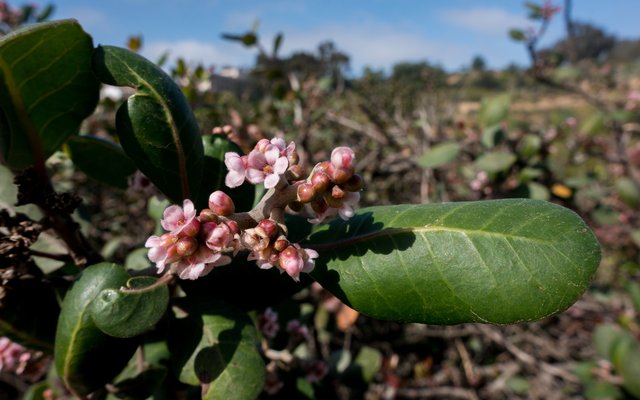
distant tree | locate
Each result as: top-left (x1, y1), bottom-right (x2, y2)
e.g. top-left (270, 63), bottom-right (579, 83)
top-left (471, 55), bottom-right (487, 72)
top-left (609, 39), bottom-right (640, 63)
top-left (547, 21), bottom-right (616, 62)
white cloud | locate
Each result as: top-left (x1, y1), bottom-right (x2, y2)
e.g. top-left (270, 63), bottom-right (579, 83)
top-left (440, 7), bottom-right (529, 35)
top-left (142, 40), bottom-right (255, 68)
top-left (61, 6), bottom-right (114, 35)
top-left (274, 23), bottom-right (468, 72)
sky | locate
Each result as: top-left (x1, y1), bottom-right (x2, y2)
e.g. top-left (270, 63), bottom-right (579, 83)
top-left (50, 0), bottom-right (640, 74)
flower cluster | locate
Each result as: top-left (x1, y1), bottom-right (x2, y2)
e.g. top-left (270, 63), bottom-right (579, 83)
top-left (146, 139), bottom-right (362, 282)
top-left (145, 192), bottom-right (238, 280)
top-left (225, 138), bottom-right (298, 189)
top-left (295, 146), bottom-right (363, 224)
top-left (0, 337), bottom-right (48, 382)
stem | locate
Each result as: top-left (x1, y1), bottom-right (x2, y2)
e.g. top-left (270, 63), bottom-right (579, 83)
top-left (232, 182), bottom-right (300, 229)
top-left (30, 249), bottom-right (74, 263)
top-left (120, 273), bottom-right (174, 294)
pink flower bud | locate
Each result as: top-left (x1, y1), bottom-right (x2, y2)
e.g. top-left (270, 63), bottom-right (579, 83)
top-left (323, 191), bottom-right (344, 208)
top-left (330, 146), bottom-right (355, 170)
top-left (329, 165), bottom-right (353, 184)
top-left (175, 237), bottom-right (198, 257)
top-left (311, 170), bottom-right (331, 193)
top-left (258, 219), bottom-right (278, 239)
top-left (274, 237), bottom-right (289, 252)
top-left (198, 208), bottom-right (218, 223)
top-left (208, 191), bottom-right (235, 216)
top-left (297, 183), bottom-right (316, 203)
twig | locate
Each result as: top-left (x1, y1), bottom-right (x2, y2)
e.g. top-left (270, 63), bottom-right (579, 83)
top-left (396, 386), bottom-right (480, 400)
top-left (454, 338), bottom-right (478, 386)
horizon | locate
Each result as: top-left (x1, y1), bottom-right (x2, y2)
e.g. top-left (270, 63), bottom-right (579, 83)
top-left (51, 0), bottom-right (640, 74)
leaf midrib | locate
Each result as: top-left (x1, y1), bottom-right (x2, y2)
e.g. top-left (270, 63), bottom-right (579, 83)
top-left (123, 63), bottom-right (190, 199)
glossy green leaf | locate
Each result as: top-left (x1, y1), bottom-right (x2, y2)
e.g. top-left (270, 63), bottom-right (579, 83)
top-left (66, 135), bottom-right (136, 189)
top-left (92, 45), bottom-right (204, 203)
top-left (0, 20), bottom-right (99, 169)
top-left (416, 142), bottom-right (460, 169)
top-left (308, 199), bottom-right (600, 325)
top-left (171, 303), bottom-right (265, 400)
top-left (54, 263), bottom-right (138, 397)
top-left (475, 151), bottom-right (517, 173)
top-left (478, 94), bottom-right (510, 127)
top-left (198, 135), bottom-right (254, 211)
top-left (91, 276), bottom-right (169, 338)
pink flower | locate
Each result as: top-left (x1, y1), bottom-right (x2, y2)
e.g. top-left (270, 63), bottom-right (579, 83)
top-left (278, 244), bottom-right (318, 281)
top-left (337, 191), bottom-right (360, 220)
top-left (161, 199), bottom-right (200, 237)
top-left (286, 320), bottom-right (310, 341)
top-left (203, 221), bottom-right (239, 253)
top-left (246, 147), bottom-right (289, 189)
top-left (224, 152), bottom-right (248, 188)
top-left (174, 246), bottom-right (231, 280)
top-left (145, 234), bottom-right (179, 273)
top-left (247, 247), bottom-right (279, 269)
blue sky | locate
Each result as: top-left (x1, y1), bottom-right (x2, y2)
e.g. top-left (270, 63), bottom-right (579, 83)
top-left (51, 0), bottom-right (640, 73)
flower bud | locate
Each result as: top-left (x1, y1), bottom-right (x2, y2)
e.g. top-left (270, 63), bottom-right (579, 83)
top-left (343, 174), bottom-right (364, 192)
top-left (175, 237), bottom-right (198, 257)
top-left (198, 208), bottom-right (218, 223)
top-left (330, 166), bottom-right (353, 184)
top-left (255, 138), bottom-right (270, 153)
top-left (297, 183), bottom-right (316, 203)
top-left (274, 237), bottom-right (289, 252)
top-left (258, 219), bottom-right (278, 239)
top-left (331, 185), bottom-right (345, 199)
top-left (330, 146), bottom-right (355, 170)
top-left (323, 191), bottom-right (344, 208)
top-left (208, 191), bottom-right (235, 216)
top-left (287, 164), bottom-right (304, 180)
top-left (288, 150), bottom-right (300, 166)
top-left (311, 171), bottom-right (331, 193)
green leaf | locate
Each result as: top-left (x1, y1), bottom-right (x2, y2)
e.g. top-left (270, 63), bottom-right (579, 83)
top-left (416, 142), bottom-right (460, 169)
top-left (91, 276), bottom-right (169, 338)
top-left (475, 151), bottom-right (517, 173)
top-left (66, 135), bottom-right (136, 189)
top-left (580, 112), bottom-right (605, 136)
top-left (478, 94), bottom-right (510, 127)
top-left (197, 135), bottom-right (254, 211)
top-left (110, 341), bottom-right (170, 399)
top-left (619, 343), bottom-right (640, 397)
top-left (614, 177), bottom-right (640, 208)
top-left (171, 302), bottom-right (265, 400)
top-left (92, 45), bottom-right (204, 203)
top-left (308, 199), bottom-right (600, 325)
top-left (626, 282), bottom-right (640, 314)
top-left (481, 124), bottom-right (506, 148)
top-left (593, 323), bottom-right (631, 360)
top-left (54, 263), bottom-right (138, 397)
top-left (509, 29), bottom-right (526, 41)
top-left (352, 346), bottom-right (382, 383)
top-left (0, 20), bottom-right (99, 169)
top-left (517, 134), bottom-right (542, 160)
